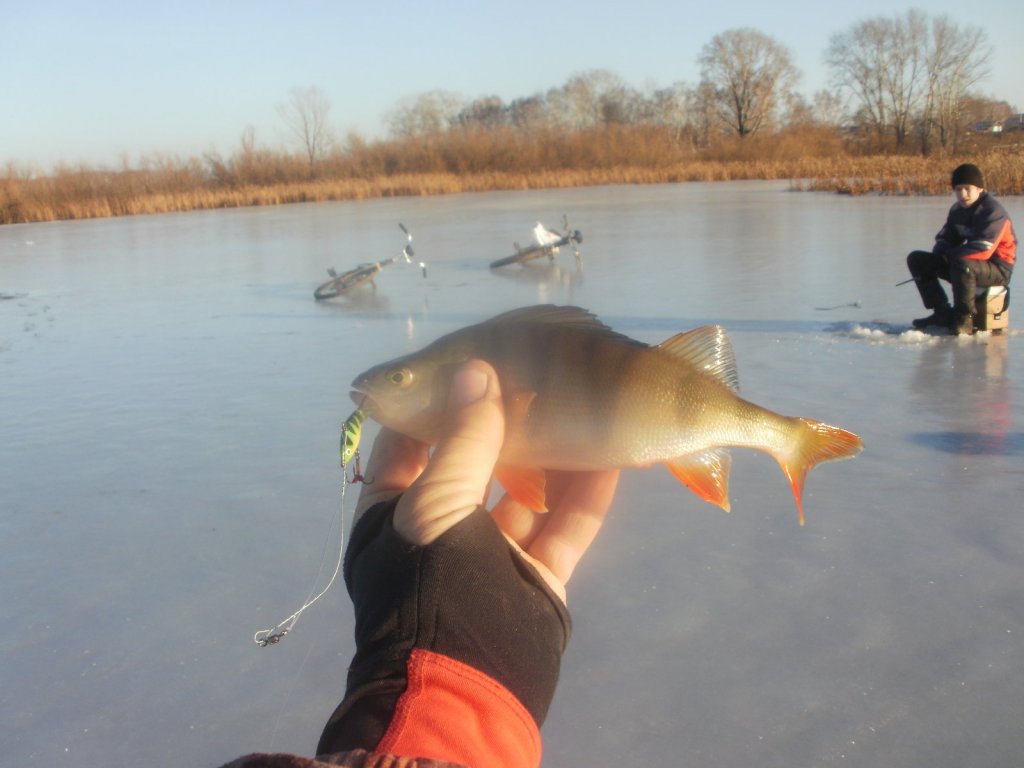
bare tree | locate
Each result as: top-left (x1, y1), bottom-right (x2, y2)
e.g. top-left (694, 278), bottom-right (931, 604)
top-left (507, 95), bottom-right (548, 130)
top-left (546, 70), bottom-right (632, 130)
top-left (387, 90), bottom-right (463, 139)
top-left (689, 81), bottom-right (720, 149)
top-left (698, 28), bottom-right (799, 137)
top-left (811, 89), bottom-right (848, 127)
top-left (827, 10), bottom-right (986, 151)
top-left (277, 87), bottom-right (333, 174)
top-left (919, 16), bottom-right (990, 152)
top-left (782, 92), bottom-right (814, 128)
top-left (455, 95), bottom-right (509, 130)
top-left (959, 94), bottom-right (1017, 126)
top-left (882, 10), bottom-right (927, 147)
top-left (825, 17), bottom-right (892, 142)
top-left (647, 83), bottom-right (692, 142)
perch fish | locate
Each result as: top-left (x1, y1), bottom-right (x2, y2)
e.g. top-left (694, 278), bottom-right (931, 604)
top-left (350, 306), bottom-right (863, 524)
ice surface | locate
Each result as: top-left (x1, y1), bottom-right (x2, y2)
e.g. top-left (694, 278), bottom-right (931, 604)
top-left (1, 182), bottom-right (1022, 767)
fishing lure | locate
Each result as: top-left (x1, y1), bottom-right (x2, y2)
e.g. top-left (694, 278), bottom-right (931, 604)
top-left (341, 407), bottom-right (373, 484)
top-left (340, 407), bottom-right (366, 467)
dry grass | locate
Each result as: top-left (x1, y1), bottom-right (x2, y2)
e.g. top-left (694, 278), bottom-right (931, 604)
top-left (4, 127), bottom-right (1024, 225)
top-left (793, 148), bottom-right (1024, 196)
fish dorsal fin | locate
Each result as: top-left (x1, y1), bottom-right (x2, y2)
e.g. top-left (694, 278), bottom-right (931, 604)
top-left (485, 305), bottom-right (608, 330)
top-left (657, 325), bottom-right (739, 392)
top-left (484, 305), bottom-right (646, 346)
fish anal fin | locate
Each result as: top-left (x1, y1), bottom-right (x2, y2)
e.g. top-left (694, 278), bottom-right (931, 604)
top-left (657, 326), bottom-right (739, 392)
top-left (665, 449), bottom-right (732, 512)
top-left (494, 464), bottom-right (548, 512)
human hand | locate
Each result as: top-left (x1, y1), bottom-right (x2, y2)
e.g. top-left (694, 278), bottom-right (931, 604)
top-left (321, 359), bottom-right (617, 756)
top-left (353, 359), bottom-right (619, 601)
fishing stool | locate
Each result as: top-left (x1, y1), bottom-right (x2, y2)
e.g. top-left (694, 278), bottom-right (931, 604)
top-left (975, 286), bottom-right (1010, 333)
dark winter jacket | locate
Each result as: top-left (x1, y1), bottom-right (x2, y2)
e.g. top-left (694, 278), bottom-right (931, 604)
top-left (222, 749), bottom-right (465, 767)
top-left (934, 191), bottom-right (1017, 270)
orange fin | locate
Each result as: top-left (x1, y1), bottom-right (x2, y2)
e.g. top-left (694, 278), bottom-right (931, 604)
top-left (777, 419), bottom-right (864, 525)
top-left (494, 464), bottom-right (548, 512)
top-left (665, 449), bottom-right (732, 512)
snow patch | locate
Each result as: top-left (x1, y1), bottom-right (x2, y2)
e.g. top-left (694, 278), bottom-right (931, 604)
top-left (825, 321), bottom-right (1017, 345)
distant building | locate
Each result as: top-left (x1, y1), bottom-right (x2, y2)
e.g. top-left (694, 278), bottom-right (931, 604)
top-left (1004, 114), bottom-right (1024, 132)
top-left (971, 120), bottom-right (1003, 134)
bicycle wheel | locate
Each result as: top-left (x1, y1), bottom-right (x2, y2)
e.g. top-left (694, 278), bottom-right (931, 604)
top-left (313, 265), bottom-right (380, 300)
top-left (314, 277), bottom-right (345, 300)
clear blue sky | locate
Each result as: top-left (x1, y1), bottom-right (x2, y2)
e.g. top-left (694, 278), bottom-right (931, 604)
top-left (4, 0), bottom-right (1022, 169)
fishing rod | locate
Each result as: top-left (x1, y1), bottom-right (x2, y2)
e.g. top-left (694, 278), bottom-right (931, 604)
top-left (814, 300), bottom-right (862, 311)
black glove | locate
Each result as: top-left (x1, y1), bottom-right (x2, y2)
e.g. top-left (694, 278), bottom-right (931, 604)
top-left (317, 496), bottom-right (570, 759)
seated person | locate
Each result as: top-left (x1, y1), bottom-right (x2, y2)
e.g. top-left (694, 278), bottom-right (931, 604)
top-left (906, 163), bottom-right (1016, 335)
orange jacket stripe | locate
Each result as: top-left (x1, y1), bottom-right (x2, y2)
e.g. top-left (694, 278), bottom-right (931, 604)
top-left (961, 218), bottom-right (1016, 265)
top-left (377, 649), bottom-right (542, 768)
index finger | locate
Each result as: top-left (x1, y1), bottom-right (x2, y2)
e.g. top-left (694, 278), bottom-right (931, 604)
top-left (352, 428), bottom-right (429, 526)
top-left (526, 469), bottom-right (619, 586)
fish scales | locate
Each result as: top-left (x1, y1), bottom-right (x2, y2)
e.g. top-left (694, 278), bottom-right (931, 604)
top-left (491, 322), bottom-right (727, 466)
top-left (350, 305), bottom-right (863, 523)
top-left (483, 319), bottom-right (653, 466)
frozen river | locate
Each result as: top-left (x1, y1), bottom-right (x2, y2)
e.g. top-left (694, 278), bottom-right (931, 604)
top-left (2, 181), bottom-right (1022, 767)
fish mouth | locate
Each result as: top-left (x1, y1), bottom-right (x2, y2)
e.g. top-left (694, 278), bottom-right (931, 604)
top-left (350, 390), bottom-right (375, 414)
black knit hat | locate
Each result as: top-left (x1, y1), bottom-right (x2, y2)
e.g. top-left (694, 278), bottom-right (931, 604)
top-left (951, 163), bottom-right (984, 188)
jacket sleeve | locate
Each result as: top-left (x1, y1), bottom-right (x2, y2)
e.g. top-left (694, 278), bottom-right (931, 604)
top-left (315, 497), bottom-right (570, 768)
top-left (933, 205), bottom-right (959, 254)
top-left (951, 199), bottom-right (1015, 262)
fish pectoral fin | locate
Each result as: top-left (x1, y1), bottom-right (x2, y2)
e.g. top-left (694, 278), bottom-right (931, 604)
top-left (505, 390), bottom-right (537, 427)
top-left (494, 463), bottom-right (548, 512)
top-left (665, 449), bottom-right (732, 512)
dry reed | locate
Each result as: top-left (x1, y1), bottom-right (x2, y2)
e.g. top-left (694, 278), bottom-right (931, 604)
top-left (4, 127), bottom-right (1023, 226)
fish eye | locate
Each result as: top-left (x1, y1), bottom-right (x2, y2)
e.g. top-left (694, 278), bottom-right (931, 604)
top-left (386, 367), bottom-right (413, 388)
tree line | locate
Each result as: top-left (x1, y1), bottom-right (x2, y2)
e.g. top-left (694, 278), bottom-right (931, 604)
top-left (4, 9), bottom-right (1021, 225)
top-left (276, 8), bottom-right (1013, 174)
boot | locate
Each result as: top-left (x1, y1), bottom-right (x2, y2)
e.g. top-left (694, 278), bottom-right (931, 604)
top-left (949, 311), bottom-right (974, 336)
top-left (912, 306), bottom-right (951, 329)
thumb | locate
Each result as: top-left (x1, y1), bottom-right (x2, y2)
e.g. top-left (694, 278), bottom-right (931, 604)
top-left (394, 360), bottom-right (504, 545)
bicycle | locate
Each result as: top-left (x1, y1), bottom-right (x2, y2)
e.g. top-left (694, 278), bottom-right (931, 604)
top-left (314, 223), bottom-right (424, 300)
top-left (489, 216), bottom-right (583, 269)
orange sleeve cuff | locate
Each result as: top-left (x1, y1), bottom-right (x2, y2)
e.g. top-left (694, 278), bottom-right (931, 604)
top-left (377, 649), bottom-right (542, 768)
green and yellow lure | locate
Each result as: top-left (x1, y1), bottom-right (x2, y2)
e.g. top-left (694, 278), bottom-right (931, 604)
top-left (340, 408), bottom-right (366, 467)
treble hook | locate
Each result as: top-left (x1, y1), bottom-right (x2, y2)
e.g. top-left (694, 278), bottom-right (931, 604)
top-left (347, 451), bottom-right (374, 485)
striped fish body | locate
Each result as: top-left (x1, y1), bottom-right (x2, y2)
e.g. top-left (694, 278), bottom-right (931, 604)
top-left (351, 306), bottom-right (862, 523)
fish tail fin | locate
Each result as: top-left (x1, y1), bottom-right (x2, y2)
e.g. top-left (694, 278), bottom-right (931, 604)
top-left (777, 419), bottom-right (863, 526)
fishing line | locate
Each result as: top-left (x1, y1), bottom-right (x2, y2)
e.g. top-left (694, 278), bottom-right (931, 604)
top-left (253, 408), bottom-right (367, 647)
top-left (251, 478), bottom-right (348, 646)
